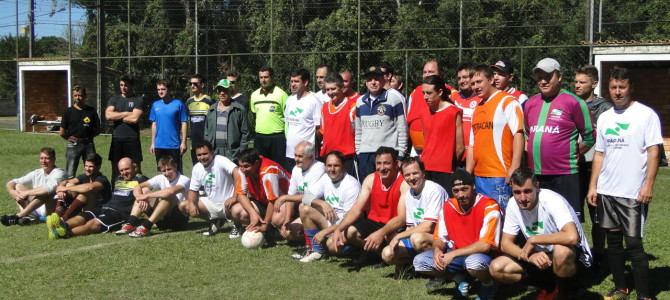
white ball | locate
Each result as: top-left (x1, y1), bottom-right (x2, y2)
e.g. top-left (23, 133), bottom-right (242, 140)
top-left (241, 231), bottom-right (265, 249)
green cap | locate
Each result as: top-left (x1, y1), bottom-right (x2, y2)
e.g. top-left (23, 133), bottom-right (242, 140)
top-left (215, 79), bottom-right (231, 90)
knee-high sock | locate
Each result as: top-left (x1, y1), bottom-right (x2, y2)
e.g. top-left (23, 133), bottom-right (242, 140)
top-left (625, 236), bottom-right (649, 298)
top-left (607, 230), bottom-right (627, 289)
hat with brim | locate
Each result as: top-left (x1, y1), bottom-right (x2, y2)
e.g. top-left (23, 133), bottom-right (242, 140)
top-left (363, 66), bottom-right (384, 78)
top-left (451, 169), bottom-right (474, 187)
top-left (533, 58), bottom-right (561, 73)
top-left (491, 59), bottom-right (514, 75)
top-left (215, 78), bottom-right (231, 90)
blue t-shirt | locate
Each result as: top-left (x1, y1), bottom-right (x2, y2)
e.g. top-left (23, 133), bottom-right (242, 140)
top-left (149, 98), bottom-right (188, 149)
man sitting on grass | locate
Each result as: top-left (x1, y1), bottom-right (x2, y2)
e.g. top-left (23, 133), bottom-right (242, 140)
top-left (115, 156), bottom-right (190, 237)
top-left (381, 157), bottom-right (445, 278)
top-left (234, 148), bottom-right (291, 246)
top-left (298, 151), bottom-right (360, 262)
top-left (489, 168), bottom-right (592, 299)
top-left (413, 169), bottom-right (500, 299)
top-left (46, 157), bottom-right (147, 239)
top-left (53, 153), bottom-right (111, 222)
top-left (326, 146), bottom-right (409, 267)
top-left (3, 147), bottom-right (66, 226)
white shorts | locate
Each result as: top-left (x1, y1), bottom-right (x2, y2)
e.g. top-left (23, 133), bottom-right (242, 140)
top-left (200, 196), bottom-right (230, 220)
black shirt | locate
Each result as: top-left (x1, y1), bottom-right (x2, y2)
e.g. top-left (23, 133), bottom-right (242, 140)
top-left (107, 95), bottom-right (144, 139)
top-left (61, 105), bottom-right (100, 140)
top-left (75, 172), bottom-right (112, 204)
top-left (104, 174), bottom-right (148, 217)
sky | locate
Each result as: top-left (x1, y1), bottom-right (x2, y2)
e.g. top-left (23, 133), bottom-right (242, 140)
top-left (0, 0), bottom-right (87, 39)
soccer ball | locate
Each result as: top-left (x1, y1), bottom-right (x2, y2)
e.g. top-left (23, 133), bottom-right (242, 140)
top-left (241, 231), bottom-right (265, 249)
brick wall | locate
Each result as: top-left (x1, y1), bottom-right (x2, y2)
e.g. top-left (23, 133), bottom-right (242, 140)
top-left (24, 70), bottom-right (68, 132)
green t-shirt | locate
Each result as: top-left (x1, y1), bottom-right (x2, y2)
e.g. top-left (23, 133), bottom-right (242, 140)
top-left (249, 86), bottom-right (288, 135)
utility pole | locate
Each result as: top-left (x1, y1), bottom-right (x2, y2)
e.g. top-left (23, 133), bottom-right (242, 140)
top-left (28, 0), bottom-right (35, 57)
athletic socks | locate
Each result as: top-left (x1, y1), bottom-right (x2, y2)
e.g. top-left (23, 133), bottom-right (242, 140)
top-left (303, 229), bottom-right (313, 250)
top-left (127, 216), bottom-right (142, 227)
top-left (141, 219), bottom-right (154, 230)
top-left (625, 235), bottom-right (650, 298)
top-left (304, 229), bottom-right (324, 253)
top-left (607, 230), bottom-right (627, 290)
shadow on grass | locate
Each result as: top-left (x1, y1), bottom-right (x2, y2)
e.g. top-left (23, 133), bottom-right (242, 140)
top-left (648, 266), bottom-right (670, 298)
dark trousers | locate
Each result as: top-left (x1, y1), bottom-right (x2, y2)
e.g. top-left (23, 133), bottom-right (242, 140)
top-left (154, 148), bottom-right (183, 174)
top-left (65, 141), bottom-right (96, 178)
top-left (356, 153), bottom-right (376, 183)
top-left (426, 171), bottom-right (453, 197)
top-left (109, 137), bottom-right (143, 183)
top-left (254, 133), bottom-right (289, 171)
top-left (537, 173), bottom-right (583, 222)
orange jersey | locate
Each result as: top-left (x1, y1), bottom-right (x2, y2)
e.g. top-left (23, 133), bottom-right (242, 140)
top-left (470, 91), bottom-right (524, 177)
top-left (235, 157), bottom-right (290, 206)
top-left (435, 194), bottom-right (501, 249)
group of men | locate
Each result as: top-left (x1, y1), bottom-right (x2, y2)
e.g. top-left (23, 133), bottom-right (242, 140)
top-left (1, 56), bottom-right (663, 300)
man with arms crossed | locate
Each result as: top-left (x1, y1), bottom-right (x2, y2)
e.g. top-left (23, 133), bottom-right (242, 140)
top-left (587, 67), bottom-right (661, 300)
top-left (116, 156), bottom-right (190, 237)
top-left (3, 147), bottom-right (65, 226)
top-left (106, 75), bottom-right (144, 181)
top-left (489, 168), bottom-right (592, 299)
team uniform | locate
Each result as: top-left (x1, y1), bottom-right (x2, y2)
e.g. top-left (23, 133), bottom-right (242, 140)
top-left (235, 156), bottom-right (290, 214)
top-left (504, 87), bottom-right (528, 105)
top-left (470, 90), bottom-right (524, 209)
top-left (82, 174), bottom-right (148, 232)
top-left (250, 86), bottom-right (289, 170)
top-left (400, 180), bottom-right (445, 255)
top-left (61, 104), bottom-right (100, 178)
top-left (303, 173), bottom-right (361, 225)
top-left (149, 98), bottom-right (188, 173)
top-left (315, 90), bottom-right (330, 104)
top-left (186, 94), bottom-right (215, 164)
top-left (352, 172), bottom-right (404, 238)
top-left (451, 90), bottom-right (483, 154)
top-left (504, 188), bottom-right (592, 267)
top-left (69, 172), bottom-right (112, 205)
top-left (320, 97), bottom-right (357, 177)
top-left (284, 92), bottom-right (322, 161)
top-left (288, 161), bottom-right (325, 197)
top-left (594, 102), bottom-right (662, 238)
top-left (524, 90), bottom-right (595, 220)
top-left (144, 173), bottom-right (190, 229)
top-left (414, 194), bottom-right (501, 274)
top-left (190, 155), bottom-right (237, 220)
top-left (420, 104), bottom-right (462, 192)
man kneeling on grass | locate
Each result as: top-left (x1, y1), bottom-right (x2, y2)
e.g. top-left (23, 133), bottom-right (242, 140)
top-left (380, 157), bottom-right (444, 278)
top-left (413, 169), bottom-right (500, 299)
top-left (53, 153), bottom-right (111, 223)
top-left (297, 151), bottom-right (360, 262)
top-left (3, 147), bottom-right (66, 226)
top-left (46, 157), bottom-right (148, 239)
top-left (115, 156), bottom-right (190, 237)
top-left (489, 168), bottom-right (592, 299)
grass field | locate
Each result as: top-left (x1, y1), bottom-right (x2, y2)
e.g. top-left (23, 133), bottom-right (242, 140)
top-left (0, 130), bottom-right (668, 300)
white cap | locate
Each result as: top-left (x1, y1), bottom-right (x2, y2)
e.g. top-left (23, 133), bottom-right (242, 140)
top-left (533, 58), bottom-right (561, 73)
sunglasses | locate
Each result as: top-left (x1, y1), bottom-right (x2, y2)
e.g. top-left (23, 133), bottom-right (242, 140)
top-left (189, 82), bottom-right (201, 86)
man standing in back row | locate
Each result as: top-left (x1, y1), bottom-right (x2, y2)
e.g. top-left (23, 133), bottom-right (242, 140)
top-left (60, 85), bottom-right (100, 179)
top-left (186, 74), bottom-right (215, 165)
top-left (250, 66), bottom-right (289, 171)
top-left (149, 80), bottom-right (188, 173)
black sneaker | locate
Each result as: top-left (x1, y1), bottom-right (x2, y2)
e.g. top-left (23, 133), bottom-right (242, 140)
top-left (1, 215), bottom-right (19, 226)
top-left (18, 215), bottom-right (37, 225)
top-left (426, 277), bottom-right (447, 294)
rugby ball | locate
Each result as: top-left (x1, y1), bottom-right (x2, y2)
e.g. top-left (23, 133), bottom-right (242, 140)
top-left (241, 231), bottom-right (265, 249)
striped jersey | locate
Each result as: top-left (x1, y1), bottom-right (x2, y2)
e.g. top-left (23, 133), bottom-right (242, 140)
top-left (355, 89), bottom-right (408, 155)
top-left (524, 90), bottom-right (595, 175)
top-left (470, 91), bottom-right (524, 177)
top-left (235, 156), bottom-right (290, 206)
top-left (451, 90), bottom-right (483, 149)
top-left (435, 194), bottom-right (501, 250)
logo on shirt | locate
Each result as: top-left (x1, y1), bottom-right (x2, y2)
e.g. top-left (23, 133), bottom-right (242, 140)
top-left (128, 102), bottom-right (135, 108)
top-left (529, 125), bottom-right (559, 134)
top-left (83, 117), bottom-right (91, 124)
top-left (549, 108), bottom-right (564, 121)
top-left (204, 173), bottom-right (215, 192)
top-left (376, 105), bottom-right (386, 116)
top-left (412, 208), bottom-right (425, 220)
top-left (361, 119), bottom-right (385, 129)
top-left (469, 101), bottom-right (478, 108)
top-left (605, 122), bottom-right (630, 136)
top-left (269, 105), bottom-right (277, 112)
top-left (298, 182), bottom-right (308, 193)
top-left (525, 221), bottom-right (544, 236)
top-left (325, 195), bottom-right (339, 206)
top-left (288, 107), bottom-right (304, 117)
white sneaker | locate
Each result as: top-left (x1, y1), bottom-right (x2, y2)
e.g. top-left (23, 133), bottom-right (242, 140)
top-left (299, 251), bottom-right (324, 263)
top-left (291, 248), bottom-right (310, 260)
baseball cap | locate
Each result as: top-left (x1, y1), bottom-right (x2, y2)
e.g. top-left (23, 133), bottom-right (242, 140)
top-left (533, 58), bottom-right (561, 73)
top-left (491, 59), bottom-right (514, 75)
top-left (451, 169), bottom-right (474, 187)
top-left (215, 79), bottom-right (231, 90)
top-left (363, 66), bottom-right (384, 78)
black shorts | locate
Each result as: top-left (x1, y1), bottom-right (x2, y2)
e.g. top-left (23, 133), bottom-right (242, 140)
top-left (82, 207), bottom-right (126, 233)
top-left (109, 137), bottom-right (143, 163)
top-left (251, 199), bottom-right (268, 218)
top-left (352, 217), bottom-right (385, 239)
top-left (537, 173), bottom-right (583, 222)
top-left (597, 194), bottom-right (647, 238)
top-left (155, 207), bottom-right (189, 231)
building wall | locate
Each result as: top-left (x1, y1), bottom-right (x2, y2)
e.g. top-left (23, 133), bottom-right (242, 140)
top-left (24, 70), bottom-right (68, 132)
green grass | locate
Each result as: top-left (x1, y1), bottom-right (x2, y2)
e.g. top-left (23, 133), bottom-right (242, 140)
top-left (0, 130), bottom-right (668, 299)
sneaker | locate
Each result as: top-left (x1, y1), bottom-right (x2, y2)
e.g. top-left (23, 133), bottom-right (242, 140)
top-left (129, 225), bottom-right (150, 238)
top-left (426, 277), bottom-right (447, 294)
top-left (475, 281), bottom-right (497, 300)
top-left (18, 215), bottom-right (37, 225)
top-left (1, 215), bottom-right (19, 226)
top-left (229, 223), bottom-right (243, 239)
top-left (202, 219), bottom-right (224, 236)
top-left (299, 251), bottom-right (324, 263)
top-left (457, 280), bottom-right (471, 297)
top-left (603, 288), bottom-right (630, 300)
top-left (46, 213), bottom-right (66, 240)
top-left (115, 223), bottom-right (136, 235)
top-left (291, 248), bottom-right (310, 260)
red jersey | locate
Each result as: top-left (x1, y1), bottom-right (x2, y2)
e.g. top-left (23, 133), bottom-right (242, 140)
top-left (235, 156), bottom-right (290, 206)
top-left (420, 104), bottom-right (461, 173)
top-left (451, 90), bottom-right (482, 150)
top-left (367, 172), bottom-right (404, 224)
top-left (436, 194), bottom-right (501, 250)
top-left (320, 97), bottom-right (357, 157)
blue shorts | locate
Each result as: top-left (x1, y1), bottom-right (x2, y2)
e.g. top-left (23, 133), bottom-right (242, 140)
top-left (475, 176), bottom-right (511, 211)
top-left (413, 249), bottom-right (492, 273)
top-left (400, 237), bottom-right (418, 256)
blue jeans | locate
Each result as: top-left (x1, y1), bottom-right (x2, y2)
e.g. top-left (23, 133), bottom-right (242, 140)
top-left (475, 176), bottom-right (511, 211)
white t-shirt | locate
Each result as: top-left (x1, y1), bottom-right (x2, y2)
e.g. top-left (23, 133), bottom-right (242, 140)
top-left (288, 161), bottom-right (325, 195)
top-left (504, 188), bottom-right (592, 267)
top-left (315, 90), bottom-right (330, 104)
top-left (284, 92), bottom-right (323, 158)
top-left (12, 167), bottom-right (66, 194)
top-left (146, 173), bottom-right (191, 202)
top-left (304, 173), bottom-right (360, 224)
top-left (594, 101), bottom-right (663, 199)
top-left (189, 155), bottom-right (237, 206)
top-left (404, 180), bottom-right (445, 227)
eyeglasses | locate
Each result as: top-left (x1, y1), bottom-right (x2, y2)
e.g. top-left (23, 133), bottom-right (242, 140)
top-left (189, 82), bottom-right (200, 86)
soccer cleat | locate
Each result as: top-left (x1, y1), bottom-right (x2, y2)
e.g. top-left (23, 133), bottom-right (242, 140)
top-left (17, 215), bottom-right (37, 225)
top-left (425, 277), bottom-right (447, 294)
top-left (1, 215), bottom-right (19, 226)
top-left (457, 280), bottom-right (471, 297)
top-left (291, 248), bottom-right (310, 260)
top-left (299, 251), bottom-right (324, 263)
top-left (115, 223), bottom-right (136, 235)
top-left (46, 213), bottom-right (66, 240)
top-left (129, 225), bottom-right (150, 238)
top-left (229, 223), bottom-right (243, 239)
top-left (603, 288), bottom-right (630, 300)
